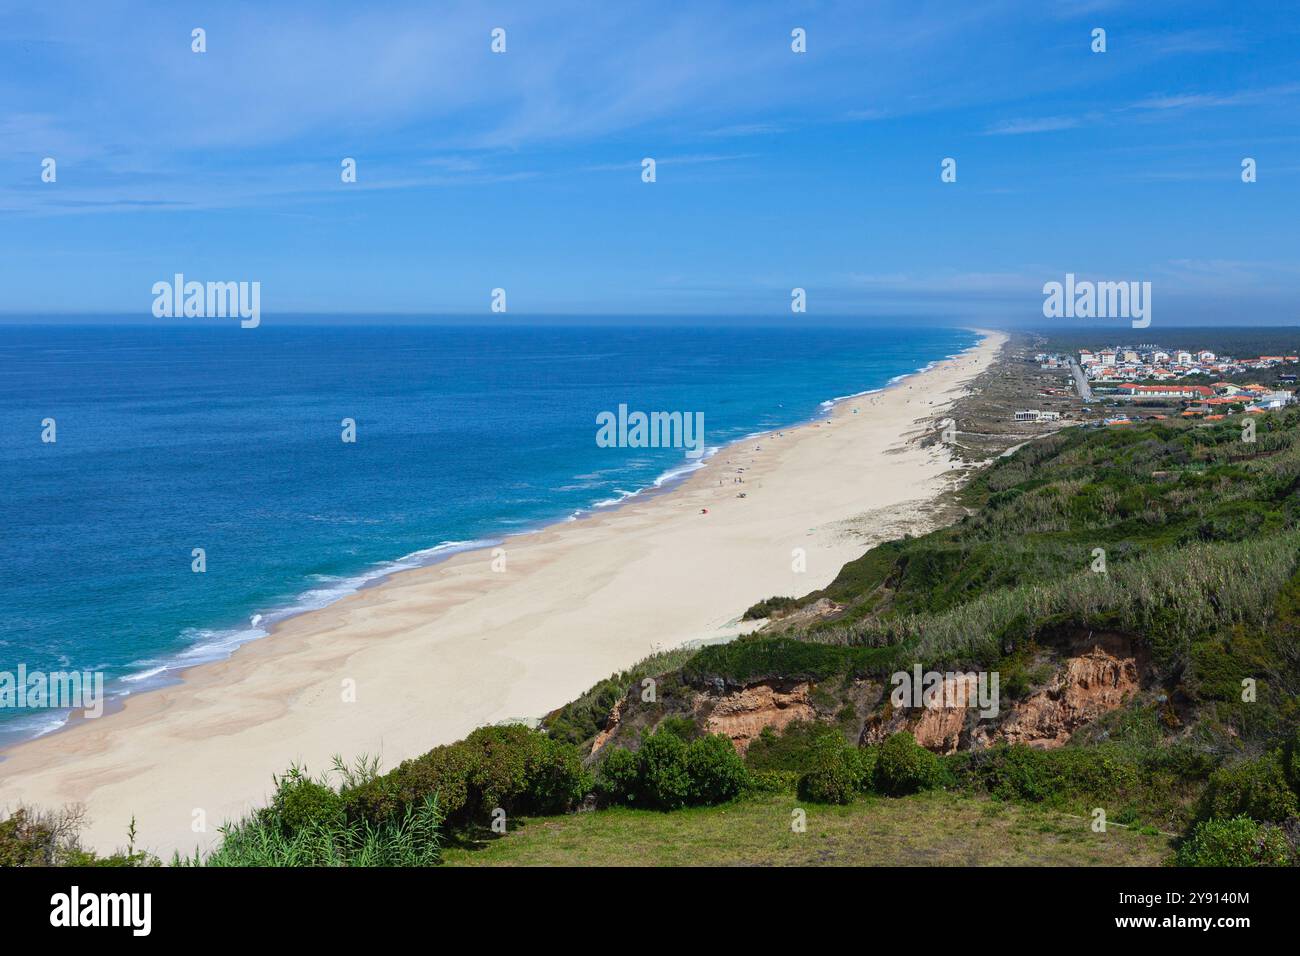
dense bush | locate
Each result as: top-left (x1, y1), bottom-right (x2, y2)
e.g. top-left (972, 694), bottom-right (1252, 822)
top-left (267, 766), bottom-right (344, 835)
top-left (594, 746), bottom-right (641, 803)
top-left (1283, 730), bottom-right (1300, 794)
top-left (797, 736), bottom-right (875, 804)
top-left (1195, 753), bottom-right (1299, 824)
top-left (0, 808), bottom-right (66, 867)
top-left (1176, 816), bottom-right (1293, 867)
top-left (0, 806), bottom-right (153, 868)
top-left (639, 730), bottom-right (693, 809)
top-left (960, 743), bottom-right (1141, 806)
top-left (656, 716), bottom-right (698, 741)
top-left (345, 742), bottom-right (474, 826)
top-left (745, 721), bottom-right (842, 774)
top-left (743, 596), bottom-right (799, 620)
top-left (596, 729), bottom-right (747, 810)
top-left (745, 768), bottom-right (802, 793)
top-left (343, 725), bottom-right (589, 828)
top-left (522, 735), bottom-right (592, 814)
top-left (875, 732), bottom-right (941, 796)
top-left (685, 733), bottom-right (749, 804)
top-left (462, 725), bottom-right (589, 817)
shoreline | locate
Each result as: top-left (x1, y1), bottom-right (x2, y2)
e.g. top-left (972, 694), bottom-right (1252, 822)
top-left (0, 329), bottom-right (1007, 857)
top-left (0, 335), bottom-right (975, 754)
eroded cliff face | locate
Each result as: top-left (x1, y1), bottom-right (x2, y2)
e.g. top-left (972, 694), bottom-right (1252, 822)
top-left (588, 680), bottom-right (821, 757)
top-left (588, 632), bottom-right (1145, 758)
top-left (590, 697), bottom-right (625, 754)
top-left (862, 673), bottom-right (981, 754)
top-left (996, 641), bottom-right (1140, 749)
top-left (695, 682), bottom-right (817, 754)
top-left (862, 631), bottom-right (1145, 752)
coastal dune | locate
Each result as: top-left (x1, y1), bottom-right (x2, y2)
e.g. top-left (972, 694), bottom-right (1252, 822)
top-left (0, 331), bottom-right (1006, 857)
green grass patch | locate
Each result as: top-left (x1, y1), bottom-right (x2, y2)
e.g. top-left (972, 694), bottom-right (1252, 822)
top-left (441, 790), bottom-right (1172, 867)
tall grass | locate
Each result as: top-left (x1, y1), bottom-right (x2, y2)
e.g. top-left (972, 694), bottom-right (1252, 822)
top-left (178, 795), bottom-right (443, 867)
top-left (811, 531), bottom-right (1300, 669)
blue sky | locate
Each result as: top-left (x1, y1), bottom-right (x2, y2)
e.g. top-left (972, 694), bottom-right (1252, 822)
top-left (1, 0), bottom-right (1298, 323)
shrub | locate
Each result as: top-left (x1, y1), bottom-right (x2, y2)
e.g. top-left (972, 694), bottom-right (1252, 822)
top-left (347, 742), bottom-right (475, 826)
top-left (961, 743), bottom-right (1141, 806)
top-left (343, 726), bottom-right (589, 829)
top-left (685, 734), bottom-right (747, 805)
top-left (0, 808), bottom-right (58, 867)
top-left (543, 646), bottom-right (701, 746)
top-left (798, 736), bottom-right (869, 804)
top-left (875, 732), bottom-right (941, 796)
top-left (595, 746), bottom-right (642, 804)
top-left (1196, 753), bottom-right (1299, 824)
top-left (743, 596), bottom-right (799, 620)
top-left (683, 638), bottom-right (891, 687)
top-left (0, 806), bottom-right (154, 868)
top-left (1176, 816), bottom-right (1292, 867)
top-left (639, 730), bottom-right (692, 810)
top-left (744, 720), bottom-right (856, 775)
top-left (267, 766), bottom-right (344, 835)
top-left (657, 716), bottom-right (698, 741)
top-left (524, 736), bottom-right (591, 814)
top-left (848, 746), bottom-right (878, 789)
top-left (463, 725), bottom-right (538, 817)
top-left (1283, 730), bottom-right (1300, 794)
top-left (746, 769), bottom-right (802, 793)
top-left (988, 744), bottom-right (1069, 802)
top-left (597, 731), bottom-right (748, 809)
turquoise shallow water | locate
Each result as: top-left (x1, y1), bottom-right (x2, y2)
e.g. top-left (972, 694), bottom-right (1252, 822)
top-left (0, 322), bottom-right (977, 745)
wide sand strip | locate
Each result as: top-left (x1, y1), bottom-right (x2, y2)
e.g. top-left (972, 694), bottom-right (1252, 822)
top-left (0, 330), bottom-right (1006, 857)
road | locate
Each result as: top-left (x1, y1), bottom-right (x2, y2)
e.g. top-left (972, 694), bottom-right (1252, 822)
top-left (1069, 359), bottom-right (1093, 402)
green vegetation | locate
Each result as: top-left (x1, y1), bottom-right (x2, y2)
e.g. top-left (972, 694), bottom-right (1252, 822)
top-left (595, 728), bottom-right (747, 810)
top-left (442, 790), bottom-right (1171, 867)
top-left (0, 806), bottom-right (154, 868)
top-left (166, 727), bottom-right (587, 867)
top-left (796, 734), bottom-right (875, 804)
top-left (542, 646), bottom-right (698, 745)
top-left (343, 724), bottom-right (589, 831)
top-left (876, 732), bottom-right (943, 795)
top-left (14, 401), bottom-right (1300, 868)
top-left (721, 409), bottom-right (1300, 864)
top-left (683, 638), bottom-right (892, 686)
top-left (193, 796), bottom-right (443, 868)
top-left (169, 758), bottom-right (446, 867)
top-left (1195, 751), bottom-right (1299, 824)
top-left (1175, 816), bottom-right (1293, 867)
top-left (743, 595), bottom-right (799, 620)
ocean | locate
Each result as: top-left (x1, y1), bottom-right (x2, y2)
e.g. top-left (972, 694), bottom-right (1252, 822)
top-left (0, 322), bottom-right (977, 747)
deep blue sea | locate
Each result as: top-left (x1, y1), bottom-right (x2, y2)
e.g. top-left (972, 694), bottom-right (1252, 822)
top-left (0, 323), bottom-right (976, 746)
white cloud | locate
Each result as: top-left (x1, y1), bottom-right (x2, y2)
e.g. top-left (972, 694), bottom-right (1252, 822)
top-left (983, 116), bottom-right (1081, 135)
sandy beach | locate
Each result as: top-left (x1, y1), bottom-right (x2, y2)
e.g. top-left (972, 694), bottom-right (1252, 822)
top-left (0, 330), bottom-right (1006, 858)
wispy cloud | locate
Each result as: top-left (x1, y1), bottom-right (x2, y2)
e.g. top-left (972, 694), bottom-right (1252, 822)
top-left (578, 153), bottom-right (752, 174)
top-left (1129, 83), bottom-right (1300, 112)
top-left (703, 122), bottom-right (786, 138)
top-left (983, 116), bottom-right (1082, 135)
